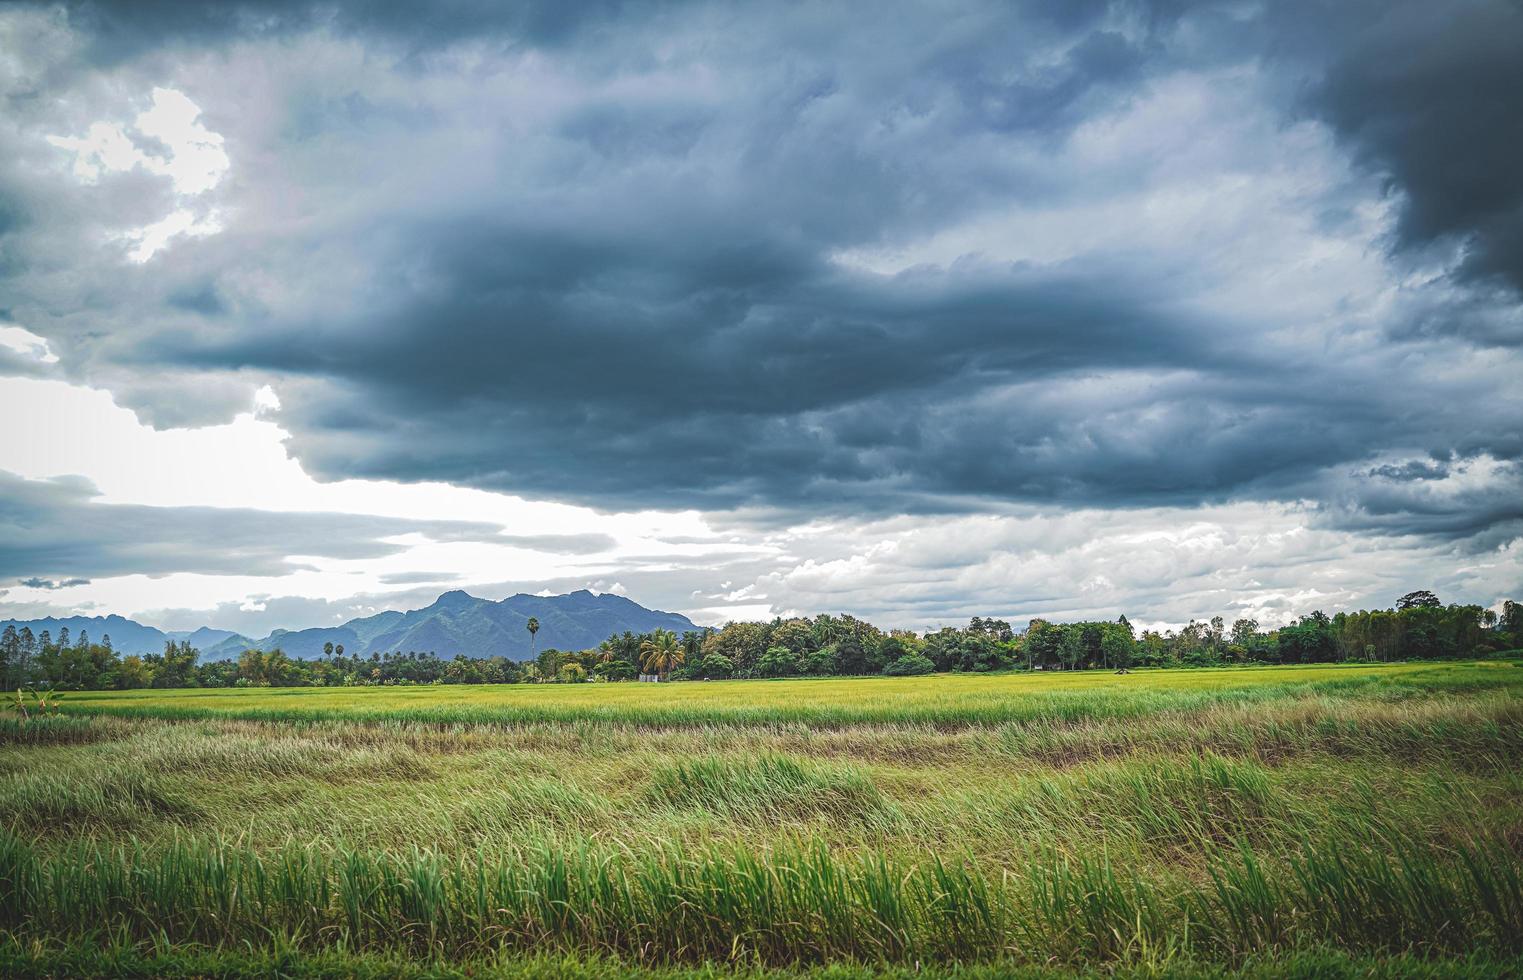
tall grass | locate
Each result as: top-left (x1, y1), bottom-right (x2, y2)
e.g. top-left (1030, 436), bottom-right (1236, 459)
top-left (5, 663), bottom-right (1520, 972)
top-left (981, 692), bottom-right (1523, 769)
top-left (0, 766), bottom-right (202, 833)
top-left (647, 755), bottom-right (904, 829)
top-left (5, 693), bottom-right (1518, 857)
top-left (1, 829), bottom-right (1518, 966)
top-left (941, 753), bottom-right (1286, 857)
top-left (0, 714), bottom-right (122, 747)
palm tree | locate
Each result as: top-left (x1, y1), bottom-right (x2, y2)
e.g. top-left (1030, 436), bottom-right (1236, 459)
top-left (639, 629), bottom-right (684, 679)
top-left (526, 617), bottom-right (540, 659)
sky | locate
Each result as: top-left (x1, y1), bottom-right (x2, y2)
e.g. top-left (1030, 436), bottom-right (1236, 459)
top-left (1, 0), bottom-right (1520, 637)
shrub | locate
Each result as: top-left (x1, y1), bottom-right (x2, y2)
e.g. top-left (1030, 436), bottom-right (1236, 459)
top-left (800, 647), bottom-right (837, 675)
top-left (884, 653), bottom-right (935, 676)
top-left (756, 646), bottom-right (800, 678)
top-left (699, 653), bottom-right (734, 679)
top-left (592, 659), bottom-right (636, 681)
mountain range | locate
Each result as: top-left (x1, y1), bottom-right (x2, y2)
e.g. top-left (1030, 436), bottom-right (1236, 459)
top-left (2, 590), bottom-right (701, 661)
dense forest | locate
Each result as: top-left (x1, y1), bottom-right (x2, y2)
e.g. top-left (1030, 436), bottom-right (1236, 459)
top-left (2, 591), bottom-right (1519, 691)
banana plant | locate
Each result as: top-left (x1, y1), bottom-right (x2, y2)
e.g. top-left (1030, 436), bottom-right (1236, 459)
top-left (7, 686), bottom-right (65, 726)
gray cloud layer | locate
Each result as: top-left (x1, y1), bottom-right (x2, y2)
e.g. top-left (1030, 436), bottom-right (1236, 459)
top-left (0, 470), bottom-right (503, 580)
top-left (2, 0), bottom-right (1520, 550)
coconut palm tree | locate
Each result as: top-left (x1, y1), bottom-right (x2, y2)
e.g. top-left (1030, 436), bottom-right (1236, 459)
top-left (639, 629), bottom-right (684, 679)
top-left (526, 617), bottom-right (540, 659)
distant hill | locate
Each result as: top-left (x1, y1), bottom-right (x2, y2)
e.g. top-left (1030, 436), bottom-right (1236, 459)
top-left (166, 627), bottom-right (254, 651)
top-left (3, 591), bottom-right (699, 662)
top-left (201, 633), bottom-right (261, 661)
top-left (244, 590), bottom-right (700, 660)
top-left (0, 614), bottom-right (170, 656)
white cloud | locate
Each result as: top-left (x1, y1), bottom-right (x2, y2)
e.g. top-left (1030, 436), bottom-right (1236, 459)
top-left (734, 504), bottom-right (1520, 632)
top-left (47, 121), bottom-right (149, 182)
top-left (133, 87), bottom-right (230, 195)
top-left (126, 206), bottom-right (223, 262)
top-left (0, 324), bottom-right (58, 364)
top-left (47, 86), bottom-right (229, 260)
top-left (0, 377), bottom-right (744, 625)
top-left (48, 87), bottom-right (228, 195)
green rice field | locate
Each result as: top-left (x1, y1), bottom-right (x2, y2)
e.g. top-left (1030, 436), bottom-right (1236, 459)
top-left (50, 659), bottom-right (1506, 726)
top-left (3, 662), bottom-right (1521, 976)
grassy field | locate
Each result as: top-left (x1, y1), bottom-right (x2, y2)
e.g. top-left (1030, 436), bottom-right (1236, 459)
top-left (3, 662), bottom-right (1521, 976)
top-left (51, 660), bottom-right (1509, 726)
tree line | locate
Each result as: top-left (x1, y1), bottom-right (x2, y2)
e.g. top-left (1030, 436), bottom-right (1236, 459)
top-left (3, 591), bottom-right (1519, 690)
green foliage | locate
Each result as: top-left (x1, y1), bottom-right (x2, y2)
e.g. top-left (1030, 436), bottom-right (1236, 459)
top-left (4, 593), bottom-right (1513, 694)
top-left (593, 659), bottom-right (637, 682)
top-left (639, 629), bottom-right (684, 677)
top-left (882, 653), bottom-right (934, 676)
top-left (697, 653), bottom-right (733, 679)
top-left (757, 645), bottom-right (801, 677)
top-left (5, 685), bottom-right (65, 723)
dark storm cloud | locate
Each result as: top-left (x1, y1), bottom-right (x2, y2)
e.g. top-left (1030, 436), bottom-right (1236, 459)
top-left (0, 471), bottom-right (504, 580)
top-left (1367, 459), bottom-right (1450, 484)
top-left (1279, 0), bottom-right (1523, 302)
top-left (19, 577), bottom-right (91, 590)
top-left (3, 0), bottom-right (1521, 548)
top-left (56, 0), bottom-right (635, 63)
top-left (208, 253), bottom-right (1236, 511)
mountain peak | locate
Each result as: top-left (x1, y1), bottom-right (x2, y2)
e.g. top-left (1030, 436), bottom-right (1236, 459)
top-left (4, 590), bottom-right (701, 662)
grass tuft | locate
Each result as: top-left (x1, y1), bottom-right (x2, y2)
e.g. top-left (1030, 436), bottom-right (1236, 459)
top-left (647, 754), bottom-right (904, 828)
top-left (0, 766), bottom-right (202, 834)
